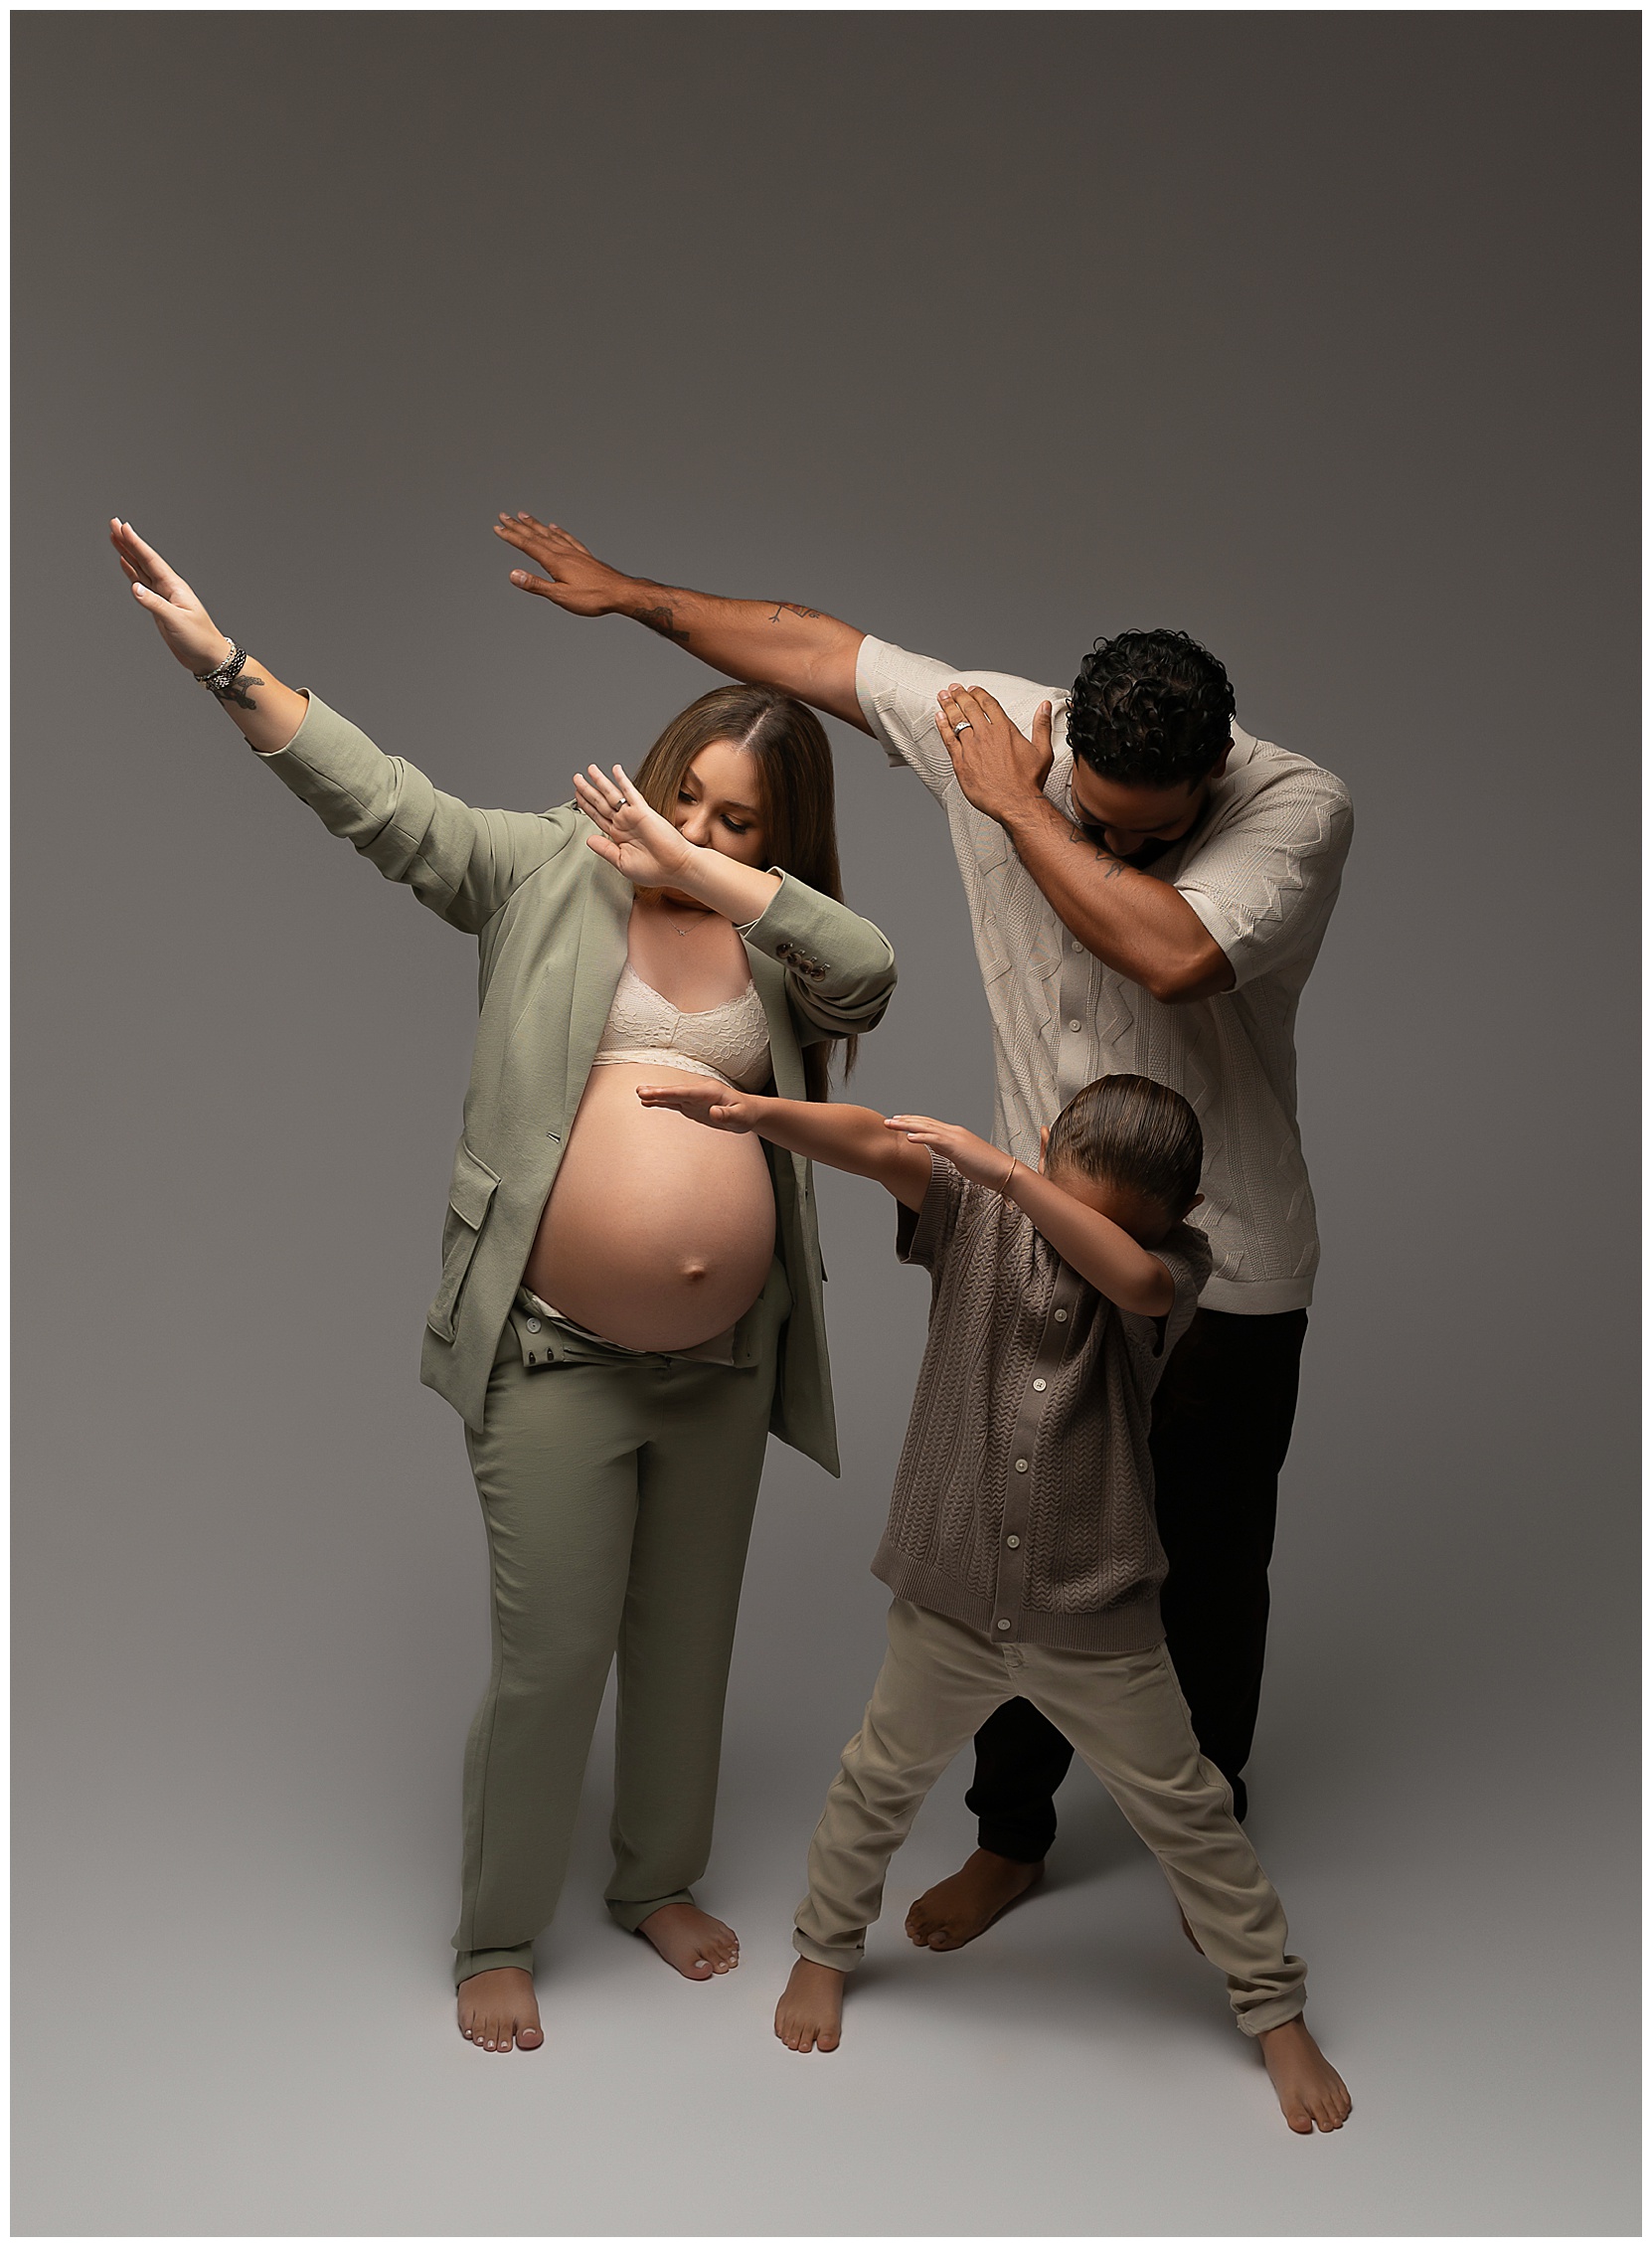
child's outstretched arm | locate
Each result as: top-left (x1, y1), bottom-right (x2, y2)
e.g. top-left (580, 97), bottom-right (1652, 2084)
top-left (636, 1085), bottom-right (933, 1210)
top-left (887, 1116), bottom-right (1176, 1317)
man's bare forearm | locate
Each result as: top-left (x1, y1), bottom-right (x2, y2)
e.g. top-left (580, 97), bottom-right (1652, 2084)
top-left (610, 578), bottom-right (870, 731)
top-left (1000, 796), bottom-right (1236, 1004)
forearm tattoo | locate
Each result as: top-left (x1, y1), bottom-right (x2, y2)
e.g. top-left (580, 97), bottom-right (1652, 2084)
top-left (214, 672), bottom-right (265, 711)
top-left (635, 603), bottom-right (690, 646)
top-left (767, 602), bottom-right (822, 623)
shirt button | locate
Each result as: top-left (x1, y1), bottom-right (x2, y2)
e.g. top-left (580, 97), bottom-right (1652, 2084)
top-left (1015, 1458), bottom-right (1029, 1472)
top-left (525, 1317), bottom-right (542, 1333)
top-left (1005, 1534), bottom-right (1021, 1549)
top-left (1032, 1378), bottom-right (1047, 1392)
top-left (996, 1620), bottom-right (1011, 1632)
top-left (1054, 1307), bottom-right (1069, 1322)
top-left (1068, 1018), bottom-right (1081, 1032)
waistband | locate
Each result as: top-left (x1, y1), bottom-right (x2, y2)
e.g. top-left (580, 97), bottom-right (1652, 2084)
top-left (515, 1287), bottom-right (739, 1367)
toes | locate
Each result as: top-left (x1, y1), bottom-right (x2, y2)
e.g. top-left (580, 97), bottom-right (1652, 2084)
top-left (517, 2025), bottom-right (544, 2050)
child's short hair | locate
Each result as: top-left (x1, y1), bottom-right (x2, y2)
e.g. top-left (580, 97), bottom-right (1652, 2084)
top-left (1046, 1074), bottom-right (1203, 1217)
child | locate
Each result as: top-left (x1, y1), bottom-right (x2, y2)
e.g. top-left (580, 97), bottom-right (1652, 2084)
top-left (638, 1070), bottom-right (1351, 2135)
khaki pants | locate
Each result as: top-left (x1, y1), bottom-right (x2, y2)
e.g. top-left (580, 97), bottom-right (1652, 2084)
top-left (794, 1600), bottom-right (1307, 2036)
top-left (452, 1274), bottom-right (785, 1986)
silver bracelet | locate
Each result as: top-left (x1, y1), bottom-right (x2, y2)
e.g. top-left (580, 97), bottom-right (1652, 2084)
top-left (194, 640), bottom-right (247, 693)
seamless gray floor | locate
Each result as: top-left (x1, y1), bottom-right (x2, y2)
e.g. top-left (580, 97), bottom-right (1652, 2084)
top-left (12, 1167), bottom-right (1639, 2236)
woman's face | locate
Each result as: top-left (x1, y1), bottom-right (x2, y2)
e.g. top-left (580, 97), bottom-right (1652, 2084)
top-left (670, 739), bottom-right (768, 867)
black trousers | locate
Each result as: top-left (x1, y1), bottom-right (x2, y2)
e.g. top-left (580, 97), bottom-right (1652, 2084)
top-left (967, 1305), bottom-right (1308, 1852)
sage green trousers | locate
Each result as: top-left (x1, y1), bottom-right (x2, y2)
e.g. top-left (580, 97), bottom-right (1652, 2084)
top-left (452, 1275), bottom-right (785, 1986)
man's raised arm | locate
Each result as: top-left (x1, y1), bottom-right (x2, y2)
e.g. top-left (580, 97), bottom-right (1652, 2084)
top-left (492, 512), bottom-right (871, 733)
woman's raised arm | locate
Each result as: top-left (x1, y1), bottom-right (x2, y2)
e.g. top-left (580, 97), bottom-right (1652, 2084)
top-left (109, 518), bottom-right (577, 934)
top-left (110, 520), bottom-right (309, 754)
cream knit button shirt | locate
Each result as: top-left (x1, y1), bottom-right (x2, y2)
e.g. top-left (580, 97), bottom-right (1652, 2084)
top-left (856, 637), bottom-right (1354, 1313)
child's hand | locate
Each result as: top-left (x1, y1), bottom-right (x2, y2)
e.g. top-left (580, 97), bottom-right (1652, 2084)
top-left (886, 1115), bottom-right (1016, 1192)
top-left (636, 1082), bottom-right (758, 1133)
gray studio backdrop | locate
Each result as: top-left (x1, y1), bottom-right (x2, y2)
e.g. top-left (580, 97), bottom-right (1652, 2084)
top-left (13, 13), bottom-right (1638, 2238)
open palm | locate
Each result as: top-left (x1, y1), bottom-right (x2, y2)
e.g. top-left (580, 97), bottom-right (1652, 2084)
top-left (571, 763), bottom-right (695, 888)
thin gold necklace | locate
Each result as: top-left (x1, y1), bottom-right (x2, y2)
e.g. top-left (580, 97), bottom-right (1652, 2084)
top-left (658, 896), bottom-right (708, 938)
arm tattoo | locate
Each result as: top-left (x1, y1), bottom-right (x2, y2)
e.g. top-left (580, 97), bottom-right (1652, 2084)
top-left (635, 604), bottom-right (691, 646)
top-left (767, 602), bottom-right (823, 623)
top-left (214, 672), bottom-right (265, 711)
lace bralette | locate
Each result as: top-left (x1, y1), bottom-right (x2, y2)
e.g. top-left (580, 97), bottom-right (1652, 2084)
top-left (592, 961), bottom-right (771, 1092)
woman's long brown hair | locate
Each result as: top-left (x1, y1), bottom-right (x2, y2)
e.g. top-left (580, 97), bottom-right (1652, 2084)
top-left (632, 684), bottom-right (853, 1103)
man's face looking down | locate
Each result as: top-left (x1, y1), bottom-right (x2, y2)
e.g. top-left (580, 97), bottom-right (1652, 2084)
top-left (1066, 741), bottom-right (1232, 863)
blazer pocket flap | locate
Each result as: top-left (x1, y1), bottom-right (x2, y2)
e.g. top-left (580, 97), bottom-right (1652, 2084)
top-left (448, 1143), bottom-right (502, 1230)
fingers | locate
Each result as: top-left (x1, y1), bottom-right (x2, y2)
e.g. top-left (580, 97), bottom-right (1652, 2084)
top-left (110, 519), bottom-right (178, 593)
top-left (583, 831), bottom-right (622, 868)
top-left (492, 511), bottom-right (592, 561)
top-left (573, 765), bottom-right (640, 830)
top-left (1032, 699), bottom-right (1055, 750)
top-left (574, 763), bottom-right (636, 823)
top-left (886, 1113), bottom-right (947, 1141)
top-left (506, 571), bottom-right (566, 603)
top-left (939, 684), bottom-right (991, 733)
top-left (572, 771), bottom-right (619, 828)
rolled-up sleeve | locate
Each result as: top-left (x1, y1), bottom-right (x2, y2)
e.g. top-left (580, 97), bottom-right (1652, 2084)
top-left (1174, 767), bottom-right (1354, 991)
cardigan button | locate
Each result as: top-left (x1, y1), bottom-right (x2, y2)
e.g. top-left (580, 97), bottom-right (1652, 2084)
top-left (1005, 1535), bottom-right (1021, 1549)
top-left (1032, 1378), bottom-right (1047, 1392)
top-left (1054, 1307), bottom-right (1069, 1322)
top-left (996, 1620), bottom-right (1011, 1632)
top-left (1014, 1458), bottom-right (1028, 1472)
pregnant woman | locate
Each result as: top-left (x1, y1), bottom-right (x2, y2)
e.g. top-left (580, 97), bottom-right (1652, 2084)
top-left (110, 520), bottom-right (897, 2056)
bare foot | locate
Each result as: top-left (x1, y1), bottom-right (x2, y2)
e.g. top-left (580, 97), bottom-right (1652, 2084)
top-left (456, 1967), bottom-right (543, 2053)
top-left (1256, 2015), bottom-right (1352, 2134)
top-left (905, 1849), bottom-right (1044, 1950)
top-left (774, 1958), bottom-right (845, 2052)
top-left (636, 1901), bottom-right (740, 1979)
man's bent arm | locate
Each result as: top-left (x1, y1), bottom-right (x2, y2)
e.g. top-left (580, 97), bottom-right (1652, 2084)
top-left (493, 512), bottom-right (870, 731)
top-left (931, 682), bottom-right (1235, 1005)
top-left (1002, 797), bottom-right (1236, 1004)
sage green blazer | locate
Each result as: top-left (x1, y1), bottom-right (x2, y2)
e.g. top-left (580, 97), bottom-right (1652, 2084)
top-left (258, 693), bottom-right (897, 1474)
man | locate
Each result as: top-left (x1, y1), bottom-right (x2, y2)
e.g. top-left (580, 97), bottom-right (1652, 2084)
top-left (492, 510), bottom-right (1354, 1949)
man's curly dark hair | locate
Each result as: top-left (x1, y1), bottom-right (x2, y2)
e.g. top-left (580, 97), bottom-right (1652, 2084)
top-left (1067, 628), bottom-right (1237, 788)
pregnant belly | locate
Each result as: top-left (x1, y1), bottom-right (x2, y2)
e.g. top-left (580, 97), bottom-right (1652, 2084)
top-left (524, 1062), bottom-right (777, 1350)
